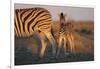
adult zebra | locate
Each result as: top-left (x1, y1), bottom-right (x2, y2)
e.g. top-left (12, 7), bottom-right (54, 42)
top-left (14, 7), bottom-right (56, 57)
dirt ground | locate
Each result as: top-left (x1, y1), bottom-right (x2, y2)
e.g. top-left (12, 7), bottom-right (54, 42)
top-left (15, 21), bottom-right (94, 65)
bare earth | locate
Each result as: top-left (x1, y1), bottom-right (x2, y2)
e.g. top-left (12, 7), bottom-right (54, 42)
top-left (15, 21), bottom-right (94, 65)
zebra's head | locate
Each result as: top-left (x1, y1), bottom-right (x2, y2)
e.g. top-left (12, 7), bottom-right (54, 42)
top-left (59, 12), bottom-right (67, 31)
top-left (59, 12), bottom-right (74, 33)
top-left (60, 12), bottom-right (66, 24)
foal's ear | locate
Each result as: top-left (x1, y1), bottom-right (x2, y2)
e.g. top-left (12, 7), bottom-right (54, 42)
top-left (64, 14), bottom-right (67, 16)
top-left (57, 13), bottom-right (68, 17)
top-left (57, 14), bottom-right (60, 17)
top-left (57, 12), bottom-right (61, 16)
top-left (57, 12), bottom-right (64, 16)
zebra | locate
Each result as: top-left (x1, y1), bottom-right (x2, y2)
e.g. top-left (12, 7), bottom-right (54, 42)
top-left (14, 7), bottom-right (57, 57)
top-left (57, 12), bottom-right (75, 56)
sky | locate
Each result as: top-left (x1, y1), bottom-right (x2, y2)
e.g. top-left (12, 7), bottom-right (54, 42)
top-left (15, 3), bottom-right (94, 21)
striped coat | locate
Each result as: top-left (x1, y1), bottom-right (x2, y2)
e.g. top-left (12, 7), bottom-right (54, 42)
top-left (14, 8), bottom-right (56, 57)
top-left (57, 12), bottom-right (75, 56)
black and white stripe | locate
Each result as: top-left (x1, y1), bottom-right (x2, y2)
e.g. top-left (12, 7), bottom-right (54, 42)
top-left (14, 8), bottom-right (52, 37)
top-left (14, 8), bottom-right (56, 57)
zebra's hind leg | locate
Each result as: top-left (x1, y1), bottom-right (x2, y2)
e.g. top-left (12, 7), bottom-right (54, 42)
top-left (45, 32), bottom-right (57, 57)
top-left (38, 32), bottom-right (47, 58)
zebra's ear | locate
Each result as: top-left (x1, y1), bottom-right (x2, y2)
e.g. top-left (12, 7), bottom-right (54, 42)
top-left (57, 12), bottom-right (64, 16)
top-left (64, 14), bottom-right (67, 16)
top-left (57, 13), bottom-right (60, 16)
top-left (58, 12), bottom-right (68, 16)
top-left (64, 13), bottom-right (68, 17)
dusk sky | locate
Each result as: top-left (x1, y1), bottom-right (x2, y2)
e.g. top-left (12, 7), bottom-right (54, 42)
top-left (15, 4), bottom-right (94, 21)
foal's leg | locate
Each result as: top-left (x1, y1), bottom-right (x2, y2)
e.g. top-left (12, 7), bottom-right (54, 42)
top-left (56, 35), bottom-right (63, 57)
top-left (63, 36), bottom-right (67, 55)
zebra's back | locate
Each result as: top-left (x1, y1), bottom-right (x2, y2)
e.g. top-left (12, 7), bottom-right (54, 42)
top-left (14, 8), bottom-right (52, 37)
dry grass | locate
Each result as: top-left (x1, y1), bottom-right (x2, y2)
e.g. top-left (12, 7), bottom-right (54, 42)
top-left (15, 20), bottom-right (94, 65)
top-left (52, 21), bottom-right (94, 55)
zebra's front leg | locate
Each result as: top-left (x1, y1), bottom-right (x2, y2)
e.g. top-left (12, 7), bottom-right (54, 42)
top-left (56, 35), bottom-right (63, 57)
top-left (38, 32), bottom-right (47, 58)
top-left (45, 32), bottom-right (57, 57)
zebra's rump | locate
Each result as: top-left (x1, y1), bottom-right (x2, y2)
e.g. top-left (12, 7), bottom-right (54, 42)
top-left (14, 7), bottom-right (52, 37)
